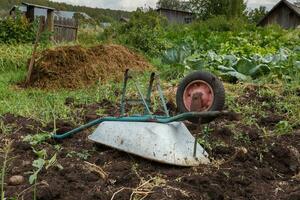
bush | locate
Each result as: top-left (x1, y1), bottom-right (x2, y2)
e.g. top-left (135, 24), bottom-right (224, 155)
top-left (103, 9), bottom-right (169, 56)
top-left (0, 14), bottom-right (36, 44)
top-left (192, 16), bottom-right (252, 32)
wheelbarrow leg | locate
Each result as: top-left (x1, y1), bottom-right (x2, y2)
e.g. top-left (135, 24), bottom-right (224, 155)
top-left (193, 118), bottom-right (202, 157)
top-left (190, 92), bottom-right (205, 158)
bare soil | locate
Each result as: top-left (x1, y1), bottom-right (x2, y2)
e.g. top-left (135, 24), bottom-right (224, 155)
top-left (1, 88), bottom-right (300, 200)
top-left (27, 45), bottom-right (153, 90)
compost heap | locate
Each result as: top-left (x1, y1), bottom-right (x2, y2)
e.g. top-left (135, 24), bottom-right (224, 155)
top-left (29, 44), bottom-right (153, 89)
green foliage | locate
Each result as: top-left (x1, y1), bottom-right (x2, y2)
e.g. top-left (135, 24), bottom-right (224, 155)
top-left (146, 19), bottom-right (300, 83)
top-left (0, 43), bottom-right (32, 71)
top-left (29, 149), bottom-right (62, 200)
top-left (77, 26), bottom-right (104, 45)
top-left (0, 15), bottom-right (36, 44)
top-left (193, 16), bottom-right (251, 32)
top-left (29, 152), bottom-right (62, 184)
top-left (160, 44), bottom-right (300, 82)
top-left (66, 150), bottom-right (91, 160)
top-left (156, 0), bottom-right (183, 10)
top-left (188, 0), bottom-right (247, 19)
top-left (23, 133), bottom-right (52, 146)
top-left (247, 6), bottom-right (268, 24)
top-left (275, 121), bottom-right (293, 135)
top-left (104, 9), bottom-right (168, 55)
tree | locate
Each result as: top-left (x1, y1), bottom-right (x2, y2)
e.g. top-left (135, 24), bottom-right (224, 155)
top-left (156, 0), bottom-right (182, 10)
top-left (247, 6), bottom-right (268, 24)
top-left (228, 0), bottom-right (247, 18)
top-left (188, 0), bottom-right (246, 19)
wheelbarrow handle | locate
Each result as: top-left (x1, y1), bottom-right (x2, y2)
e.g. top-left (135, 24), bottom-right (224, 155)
top-left (52, 111), bottom-right (230, 140)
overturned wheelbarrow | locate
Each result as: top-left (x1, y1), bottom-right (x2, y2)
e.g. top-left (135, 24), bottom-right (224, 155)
top-left (53, 70), bottom-right (227, 167)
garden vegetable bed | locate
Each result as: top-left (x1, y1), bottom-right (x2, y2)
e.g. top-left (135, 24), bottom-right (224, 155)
top-left (1, 86), bottom-right (300, 200)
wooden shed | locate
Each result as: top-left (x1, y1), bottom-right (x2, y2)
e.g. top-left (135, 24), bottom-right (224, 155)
top-left (10, 2), bottom-right (55, 32)
top-left (156, 8), bottom-right (195, 24)
top-left (258, 0), bottom-right (300, 29)
top-left (9, 2), bottom-right (79, 42)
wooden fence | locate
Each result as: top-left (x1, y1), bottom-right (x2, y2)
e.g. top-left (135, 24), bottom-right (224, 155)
top-left (53, 17), bottom-right (78, 42)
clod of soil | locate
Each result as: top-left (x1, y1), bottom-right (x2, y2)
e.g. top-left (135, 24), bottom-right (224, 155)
top-left (28, 44), bottom-right (153, 90)
top-left (8, 175), bottom-right (25, 186)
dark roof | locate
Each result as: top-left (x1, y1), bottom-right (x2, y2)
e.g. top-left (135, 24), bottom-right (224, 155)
top-left (156, 7), bottom-right (194, 15)
top-left (21, 2), bottom-right (55, 10)
top-left (258, 0), bottom-right (300, 25)
top-left (119, 16), bottom-right (129, 22)
top-left (282, 0), bottom-right (300, 15)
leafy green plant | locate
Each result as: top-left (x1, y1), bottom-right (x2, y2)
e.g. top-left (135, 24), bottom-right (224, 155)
top-left (0, 14), bottom-right (36, 44)
top-left (0, 141), bottom-right (13, 200)
top-left (160, 45), bottom-right (192, 80)
top-left (66, 150), bottom-right (91, 160)
top-left (23, 133), bottom-right (52, 146)
top-left (275, 121), bottom-right (293, 135)
top-left (160, 43), bottom-right (300, 82)
top-left (103, 9), bottom-right (168, 56)
top-left (29, 149), bottom-right (63, 200)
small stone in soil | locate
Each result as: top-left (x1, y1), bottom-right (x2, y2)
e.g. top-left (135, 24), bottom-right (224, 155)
top-left (8, 175), bottom-right (25, 186)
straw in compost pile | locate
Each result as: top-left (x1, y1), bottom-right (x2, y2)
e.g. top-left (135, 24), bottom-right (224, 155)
top-left (28, 44), bottom-right (153, 89)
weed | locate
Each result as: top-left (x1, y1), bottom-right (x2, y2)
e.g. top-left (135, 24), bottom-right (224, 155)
top-left (23, 133), bottom-right (52, 146)
top-left (0, 140), bottom-right (13, 200)
top-left (234, 132), bottom-right (251, 144)
top-left (66, 150), bottom-right (91, 160)
top-left (275, 121), bottom-right (293, 135)
top-left (0, 120), bottom-right (14, 135)
top-left (29, 149), bottom-right (63, 200)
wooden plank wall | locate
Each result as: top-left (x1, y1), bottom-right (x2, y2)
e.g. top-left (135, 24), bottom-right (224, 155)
top-left (53, 17), bottom-right (78, 42)
top-left (260, 5), bottom-right (300, 29)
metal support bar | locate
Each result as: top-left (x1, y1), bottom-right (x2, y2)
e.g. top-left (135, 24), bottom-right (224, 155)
top-left (134, 82), bottom-right (152, 115)
top-left (120, 69), bottom-right (130, 115)
top-left (156, 78), bottom-right (170, 117)
top-left (125, 99), bottom-right (151, 105)
top-left (193, 118), bottom-right (202, 157)
top-left (145, 72), bottom-right (155, 115)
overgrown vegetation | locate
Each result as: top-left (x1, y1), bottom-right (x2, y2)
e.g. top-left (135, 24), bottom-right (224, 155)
top-left (103, 12), bottom-right (300, 83)
top-left (0, 11), bottom-right (299, 123)
top-left (0, 15), bottom-right (36, 44)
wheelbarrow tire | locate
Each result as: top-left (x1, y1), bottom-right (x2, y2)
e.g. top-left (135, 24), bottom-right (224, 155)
top-left (176, 71), bottom-right (225, 124)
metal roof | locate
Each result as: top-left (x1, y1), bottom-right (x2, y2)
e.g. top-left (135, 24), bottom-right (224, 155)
top-left (156, 7), bottom-right (194, 15)
top-left (54, 11), bottom-right (91, 19)
top-left (21, 2), bottom-right (55, 10)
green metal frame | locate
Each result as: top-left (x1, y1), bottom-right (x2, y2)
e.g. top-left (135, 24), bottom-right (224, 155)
top-left (120, 70), bottom-right (169, 116)
top-left (52, 111), bottom-right (228, 140)
top-left (52, 69), bottom-right (228, 140)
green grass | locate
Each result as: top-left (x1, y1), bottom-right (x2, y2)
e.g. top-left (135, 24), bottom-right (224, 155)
top-left (0, 69), bottom-right (123, 124)
top-left (225, 82), bottom-right (300, 134)
top-left (0, 29), bottom-right (299, 133)
top-left (0, 44), bottom-right (158, 124)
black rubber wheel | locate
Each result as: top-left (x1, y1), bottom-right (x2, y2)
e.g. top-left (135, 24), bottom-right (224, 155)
top-left (176, 71), bottom-right (225, 123)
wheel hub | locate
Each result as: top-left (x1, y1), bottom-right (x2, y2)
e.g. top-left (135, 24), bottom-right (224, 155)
top-left (183, 80), bottom-right (214, 111)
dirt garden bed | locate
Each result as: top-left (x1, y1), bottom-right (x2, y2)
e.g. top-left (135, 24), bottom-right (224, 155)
top-left (1, 91), bottom-right (300, 200)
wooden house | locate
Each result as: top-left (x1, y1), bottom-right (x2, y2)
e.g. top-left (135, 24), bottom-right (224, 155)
top-left (156, 8), bottom-right (195, 24)
top-left (258, 0), bottom-right (300, 29)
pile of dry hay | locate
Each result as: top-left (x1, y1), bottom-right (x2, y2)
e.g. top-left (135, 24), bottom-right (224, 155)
top-left (28, 44), bottom-right (153, 89)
